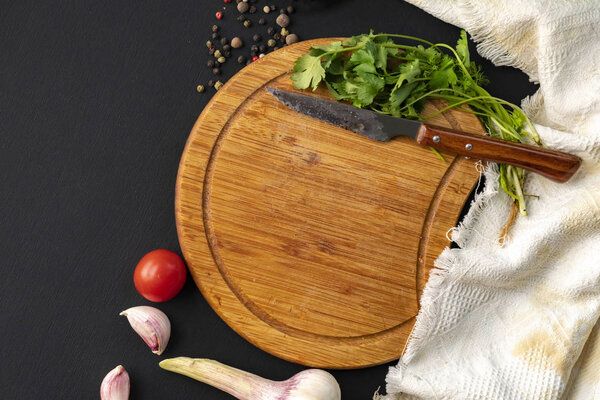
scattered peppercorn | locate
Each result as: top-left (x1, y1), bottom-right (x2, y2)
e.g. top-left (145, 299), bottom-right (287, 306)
top-left (263, 6), bottom-right (270, 13)
top-left (214, 49), bottom-right (222, 58)
top-left (287, 5), bottom-right (295, 14)
top-left (213, 67), bottom-right (221, 75)
top-left (273, 32), bottom-right (281, 40)
top-left (267, 39), bottom-right (276, 47)
top-left (219, 37), bottom-right (227, 46)
top-left (206, 40), bottom-right (213, 48)
top-left (243, 19), bottom-right (251, 28)
top-left (231, 37), bottom-right (243, 48)
top-left (281, 28), bottom-right (289, 37)
top-left (207, 59), bottom-right (215, 68)
top-left (252, 55), bottom-right (259, 61)
top-left (196, 84), bottom-right (205, 93)
top-left (267, 26), bottom-right (275, 35)
top-left (253, 34), bottom-right (261, 42)
top-left (212, 32), bottom-right (219, 40)
top-left (285, 33), bottom-right (298, 45)
top-left (224, 50), bottom-right (231, 57)
top-left (276, 14), bottom-right (290, 28)
top-left (237, 55), bottom-right (246, 64)
top-left (223, 44), bottom-right (231, 52)
top-left (224, 0), bottom-right (231, 3)
top-left (280, 9), bottom-right (287, 14)
top-left (212, 24), bottom-right (219, 33)
top-left (208, 79), bottom-right (215, 87)
top-left (259, 53), bottom-right (265, 58)
top-left (258, 17), bottom-right (265, 25)
top-left (236, 15), bottom-right (245, 22)
top-left (258, 44), bottom-right (265, 52)
top-left (251, 44), bottom-right (258, 52)
top-left (237, 2), bottom-right (249, 12)
top-left (209, 48), bottom-right (215, 55)
top-left (269, 5), bottom-right (276, 11)
top-left (214, 81), bottom-right (224, 90)
top-left (217, 56), bottom-right (226, 63)
top-left (214, 60), bottom-right (220, 67)
top-left (215, 11), bottom-right (223, 19)
top-left (249, 5), bottom-right (256, 13)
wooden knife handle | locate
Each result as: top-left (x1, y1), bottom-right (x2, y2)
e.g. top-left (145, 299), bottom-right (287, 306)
top-left (417, 124), bottom-right (582, 183)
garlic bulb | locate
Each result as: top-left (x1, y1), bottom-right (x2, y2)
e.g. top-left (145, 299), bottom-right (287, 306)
top-left (159, 357), bottom-right (341, 400)
top-left (120, 306), bottom-right (170, 355)
top-left (100, 365), bottom-right (130, 400)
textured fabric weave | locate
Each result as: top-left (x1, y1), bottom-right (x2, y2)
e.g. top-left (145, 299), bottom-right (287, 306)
top-left (383, 1), bottom-right (600, 399)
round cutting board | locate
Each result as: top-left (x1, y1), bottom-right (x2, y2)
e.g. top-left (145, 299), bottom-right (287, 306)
top-left (175, 39), bottom-right (485, 369)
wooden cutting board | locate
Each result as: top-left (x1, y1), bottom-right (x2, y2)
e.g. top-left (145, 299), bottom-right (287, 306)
top-left (175, 39), bottom-right (485, 369)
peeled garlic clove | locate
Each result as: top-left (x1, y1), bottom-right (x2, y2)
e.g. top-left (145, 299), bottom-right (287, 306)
top-left (100, 365), bottom-right (130, 400)
top-left (120, 306), bottom-right (170, 355)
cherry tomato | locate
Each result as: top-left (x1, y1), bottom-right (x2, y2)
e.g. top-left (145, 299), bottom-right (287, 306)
top-left (134, 249), bottom-right (187, 302)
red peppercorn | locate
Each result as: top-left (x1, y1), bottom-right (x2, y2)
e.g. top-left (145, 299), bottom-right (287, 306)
top-left (215, 11), bottom-right (223, 19)
top-left (252, 56), bottom-right (259, 62)
top-left (209, 45), bottom-right (215, 51)
top-left (224, 0), bottom-right (231, 2)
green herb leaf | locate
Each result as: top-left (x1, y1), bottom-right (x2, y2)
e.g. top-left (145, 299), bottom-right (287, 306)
top-left (291, 55), bottom-right (326, 91)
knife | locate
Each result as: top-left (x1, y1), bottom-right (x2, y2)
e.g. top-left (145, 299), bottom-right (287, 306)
top-left (267, 87), bottom-right (581, 183)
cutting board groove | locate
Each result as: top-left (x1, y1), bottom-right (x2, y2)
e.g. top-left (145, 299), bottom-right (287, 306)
top-left (175, 39), bottom-right (485, 368)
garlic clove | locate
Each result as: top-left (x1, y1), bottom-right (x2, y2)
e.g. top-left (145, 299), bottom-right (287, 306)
top-left (287, 369), bottom-right (341, 400)
top-left (120, 306), bottom-right (171, 355)
top-left (160, 357), bottom-right (341, 400)
top-left (100, 365), bottom-right (130, 400)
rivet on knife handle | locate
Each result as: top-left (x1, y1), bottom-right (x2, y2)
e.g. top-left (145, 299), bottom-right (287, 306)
top-left (417, 124), bottom-right (582, 183)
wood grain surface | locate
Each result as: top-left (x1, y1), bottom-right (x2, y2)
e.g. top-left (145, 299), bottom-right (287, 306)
top-left (175, 39), bottom-right (486, 369)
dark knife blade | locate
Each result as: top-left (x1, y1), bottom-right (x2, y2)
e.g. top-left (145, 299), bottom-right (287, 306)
top-left (267, 87), bottom-right (421, 142)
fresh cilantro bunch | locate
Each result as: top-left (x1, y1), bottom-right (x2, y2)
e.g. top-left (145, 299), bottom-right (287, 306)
top-left (291, 31), bottom-right (541, 216)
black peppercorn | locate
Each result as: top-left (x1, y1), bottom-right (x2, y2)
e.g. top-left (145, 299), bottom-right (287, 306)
top-left (208, 79), bottom-right (215, 87)
top-left (212, 32), bottom-right (219, 40)
top-left (212, 24), bottom-right (219, 32)
top-left (237, 55), bottom-right (246, 64)
top-left (250, 49), bottom-right (257, 57)
top-left (212, 67), bottom-right (221, 75)
top-left (223, 44), bottom-right (231, 52)
top-left (236, 15), bottom-right (245, 22)
top-left (267, 26), bottom-right (275, 35)
top-left (258, 18), bottom-right (265, 25)
top-left (224, 50), bottom-right (231, 57)
top-left (270, 4), bottom-right (276, 11)
top-left (280, 9), bottom-right (286, 14)
top-left (287, 6), bottom-right (295, 14)
top-left (251, 44), bottom-right (258, 52)
top-left (253, 34), bottom-right (261, 42)
top-left (207, 59), bottom-right (215, 68)
top-left (249, 5), bottom-right (256, 13)
top-left (220, 37), bottom-right (228, 45)
top-left (259, 44), bottom-right (265, 52)
top-left (273, 32), bottom-right (281, 40)
top-left (214, 60), bottom-right (220, 67)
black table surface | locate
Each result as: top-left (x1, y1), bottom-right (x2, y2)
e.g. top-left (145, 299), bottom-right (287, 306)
top-left (1, 1), bottom-right (537, 398)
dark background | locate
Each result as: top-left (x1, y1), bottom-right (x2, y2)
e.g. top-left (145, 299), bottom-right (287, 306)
top-left (0, 1), bottom-right (537, 398)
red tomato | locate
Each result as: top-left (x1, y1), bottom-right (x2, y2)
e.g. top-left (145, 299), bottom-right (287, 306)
top-left (134, 249), bottom-right (187, 302)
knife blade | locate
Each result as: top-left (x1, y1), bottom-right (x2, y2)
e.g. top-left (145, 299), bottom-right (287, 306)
top-left (267, 87), bottom-right (581, 183)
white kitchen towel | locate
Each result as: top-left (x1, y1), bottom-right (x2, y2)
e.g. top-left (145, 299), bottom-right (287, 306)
top-left (383, 1), bottom-right (600, 399)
